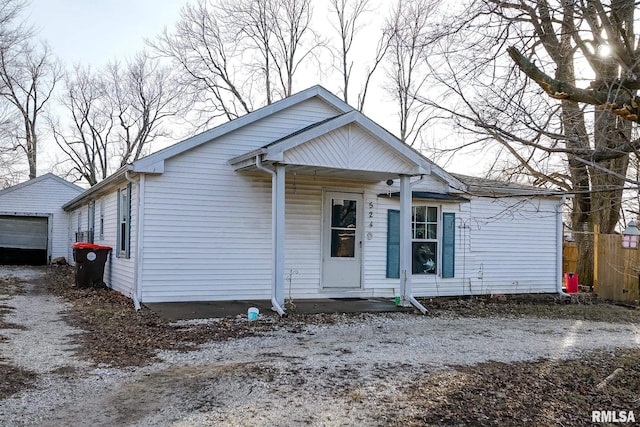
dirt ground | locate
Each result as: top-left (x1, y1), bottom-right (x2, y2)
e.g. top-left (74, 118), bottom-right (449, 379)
top-left (1, 265), bottom-right (639, 426)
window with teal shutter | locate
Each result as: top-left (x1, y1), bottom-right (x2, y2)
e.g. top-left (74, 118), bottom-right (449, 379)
top-left (442, 212), bottom-right (455, 278)
top-left (386, 209), bottom-right (400, 278)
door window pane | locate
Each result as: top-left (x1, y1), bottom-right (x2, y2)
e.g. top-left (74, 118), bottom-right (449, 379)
top-left (332, 229), bottom-right (355, 257)
top-left (332, 199), bottom-right (357, 228)
top-left (330, 198), bottom-right (357, 258)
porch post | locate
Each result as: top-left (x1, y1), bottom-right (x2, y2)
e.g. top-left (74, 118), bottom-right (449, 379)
top-left (274, 164), bottom-right (286, 307)
top-left (399, 174), bottom-right (412, 306)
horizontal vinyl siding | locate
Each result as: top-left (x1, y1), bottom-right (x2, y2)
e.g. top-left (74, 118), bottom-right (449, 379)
top-left (0, 177), bottom-right (82, 262)
top-left (283, 124), bottom-right (416, 173)
top-left (69, 186), bottom-right (137, 298)
top-left (467, 197), bottom-right (559, 294)
top-left (283, 175), bottom-right (471, 299)
top-left (139, 97), bottom-right (340, 302)
top-left (365, 196), bottom-right (477, 298)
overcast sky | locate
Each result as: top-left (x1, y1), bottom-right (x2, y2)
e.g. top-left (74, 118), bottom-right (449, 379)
top-left (27, 0), bottom-right (188, 66)
top-left (24, 0), bottom-right (476, 175)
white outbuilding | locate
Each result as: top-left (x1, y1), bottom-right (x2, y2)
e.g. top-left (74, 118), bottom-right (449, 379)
top-left (0, 173), bottom-right (83, 265)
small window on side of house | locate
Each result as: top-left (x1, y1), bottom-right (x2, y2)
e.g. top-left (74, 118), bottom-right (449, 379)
top-left (88, 201), bottom-right (95, 243)
top-left (116, 185), bottom-right (131, 258)
top-left (99, 198), bottom-right (105, 240)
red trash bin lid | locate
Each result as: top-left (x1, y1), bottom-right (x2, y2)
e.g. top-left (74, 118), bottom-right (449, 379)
top-left (73, 243), bottom-right (112, 250)
top-left (73, 242), bottom-right (100, 250)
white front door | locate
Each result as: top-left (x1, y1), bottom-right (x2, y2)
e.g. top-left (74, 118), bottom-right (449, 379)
top-left (322, 191), bottom-right (363, 288)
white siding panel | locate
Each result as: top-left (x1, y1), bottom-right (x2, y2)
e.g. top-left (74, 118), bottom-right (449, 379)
top-left (69, 184), bottom-right (137, 299)
top-left (138, 97), bottom-right (340, 302)
top-left (109, 92), bottom-right (560, 303)
top-left (283, 125), bottom-right (415, 173)
top-left (0, 175), bottom-right (82, 262)
top-left (466, 197), bottom-right (559, 295)
top-left (364, 196), bottom-right (477, 299)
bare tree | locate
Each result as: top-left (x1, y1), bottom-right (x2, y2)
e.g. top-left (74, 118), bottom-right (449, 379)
top-left (219, 0), bottom-right (275, 104)
top-left (0, 0), bottom-right (59, 180)
top-left (151, 0), bottom-right (252, 124)
top-left (268, 0), bottom-right (321, 98)
top-left (53, 53), bottom-right (183, 186)
top-left (152, 0), bottom-right (322, 122)
top-left (328, 0), bottom-right (370, 104)
top-left (51, 65), bottom-right (112, 186)
top-left (0, 102), bottom-right (22, 188)
top-left (327, 0), bottom-right (392, 112)
top-left (385, 0), bottom-right (439, 145)
top-left (418, 0), bottom-right (640, 285)
top-left (107, 53), bottom-right (183, 166)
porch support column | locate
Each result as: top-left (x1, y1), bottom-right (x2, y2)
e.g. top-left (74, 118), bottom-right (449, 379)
top-left (399, 174), bottom-right (412, 306)
top-left (273, 164), bottom-right (286, 311)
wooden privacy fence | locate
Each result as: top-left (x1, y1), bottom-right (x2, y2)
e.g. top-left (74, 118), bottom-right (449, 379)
top-left (562, 241), bottom-right (578, 276)
top-left (596, 234), bottom-right (640, 305)
top-left (563, 234), bottom-right (640, 304)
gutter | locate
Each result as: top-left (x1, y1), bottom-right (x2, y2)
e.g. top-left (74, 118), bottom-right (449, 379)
top-left (557, 195), bottom-right (571, 299)
top-left (255, 155), bottom-right (286, 317)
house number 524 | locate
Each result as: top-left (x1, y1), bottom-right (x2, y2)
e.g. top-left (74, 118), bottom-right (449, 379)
top-left (368, 201), bottom-right (374, 228)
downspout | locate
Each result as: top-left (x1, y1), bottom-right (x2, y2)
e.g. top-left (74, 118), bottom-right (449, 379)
top-left (125, 169), bottom-right (142, 311)
top-left (400, 175), bottom-right (428, 315)
top-left (557, 194), bottom-right (571, 299)
top-left (410, 175), bottom-right (428, 314)
top-left (255, 155), bottom-right (286, 316)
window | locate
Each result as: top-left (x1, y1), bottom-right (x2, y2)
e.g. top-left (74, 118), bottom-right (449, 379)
top-left (99, 198), bottom-right (105, 240)
top-left (88, 201), bottom-right (95, 243)
top-left (116, 184), bottom-right (131, 258)
top-left (386, 208), bottom-right (455, 279)
top-left (412, 206), bottom-right (438, 274)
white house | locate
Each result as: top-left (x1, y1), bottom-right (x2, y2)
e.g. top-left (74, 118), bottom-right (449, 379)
top-left (0, 173), bottom-right (83, 265)
top-left (62, 86), bottom-right (564, 314)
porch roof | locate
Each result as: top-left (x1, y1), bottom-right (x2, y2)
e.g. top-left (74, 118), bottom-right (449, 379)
top-left (229, 110), bottom-right (465, 188)
top-left (379, 191), bottom-right (470, 203)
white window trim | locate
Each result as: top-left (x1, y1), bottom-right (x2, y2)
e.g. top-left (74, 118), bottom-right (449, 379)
top-left (411, 205), bottom-right (441, 275)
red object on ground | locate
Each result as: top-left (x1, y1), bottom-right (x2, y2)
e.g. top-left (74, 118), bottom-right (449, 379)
top-left (564, 273), bottom-right (578, 293)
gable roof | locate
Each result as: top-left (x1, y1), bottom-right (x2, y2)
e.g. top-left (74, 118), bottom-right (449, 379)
top-left (63, 85), bottom-right (467, 209)
top-left (0, 173), bottom-right (82, 198)
top-left (131, 85), bottom-right (352, 174)
top-left (230, 111), bottom-right (428, 171)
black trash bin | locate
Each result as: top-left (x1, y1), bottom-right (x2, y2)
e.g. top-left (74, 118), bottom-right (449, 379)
top-left (73, 243), bottom-right (112, 288)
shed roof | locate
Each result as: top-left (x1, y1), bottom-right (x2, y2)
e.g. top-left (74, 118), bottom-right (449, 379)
top-left (452, 173), bottom-right (565, 197)
top-left (0, 173), bottom-right (82, 198)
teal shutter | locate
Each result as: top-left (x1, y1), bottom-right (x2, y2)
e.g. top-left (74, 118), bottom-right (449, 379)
top-left (442, 212), bottom-right (455, 278)
top-left (386, 209), bottom-right (400, 278)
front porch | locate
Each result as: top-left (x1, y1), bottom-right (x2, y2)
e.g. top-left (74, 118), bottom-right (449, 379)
top-left (227, 111), bottom-right (465, 316)
top-left (146, 297), bottom-right (413, 321)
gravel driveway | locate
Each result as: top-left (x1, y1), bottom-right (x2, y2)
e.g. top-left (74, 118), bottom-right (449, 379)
top-left (1, 266), bottom-right (639, 426)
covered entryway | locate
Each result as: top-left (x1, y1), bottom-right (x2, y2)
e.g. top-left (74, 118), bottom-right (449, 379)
top-left (0, 215), bottom-right (49, 265)
top-left (228, 109), bottom-right (462, 315)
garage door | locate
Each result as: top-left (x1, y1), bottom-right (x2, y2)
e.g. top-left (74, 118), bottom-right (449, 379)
top-left (0, 215), bottom-right (48, 250)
